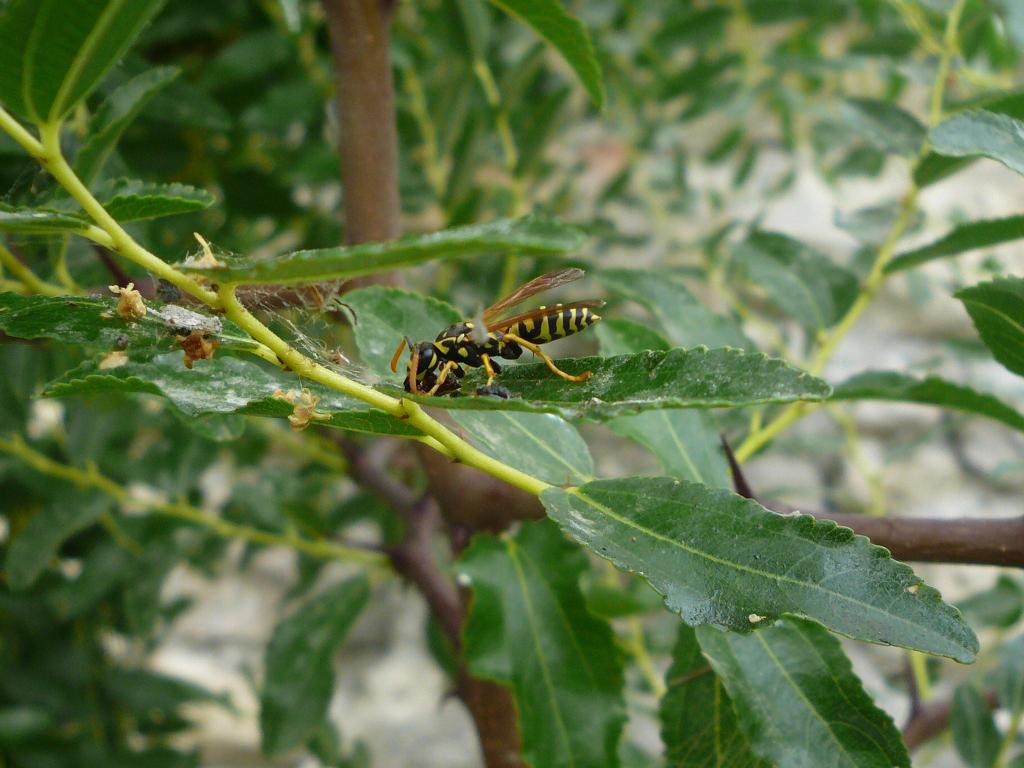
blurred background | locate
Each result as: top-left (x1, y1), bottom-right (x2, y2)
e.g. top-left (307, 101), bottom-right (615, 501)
top-left (2, 0), bottom-right (1023, 766)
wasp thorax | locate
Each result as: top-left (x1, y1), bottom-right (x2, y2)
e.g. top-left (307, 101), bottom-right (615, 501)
top-left (416, 342), bottom-right (437, 368)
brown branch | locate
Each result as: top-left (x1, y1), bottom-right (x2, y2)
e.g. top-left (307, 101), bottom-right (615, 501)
top-left (902, 689), bottom-right (999, 751)
top-left (415, 443), bottom-right (545, 535)
top-left (811, 513), bottom-right (1024, 567)
top-left (320, 3), bottom-right (525, 760)
top-left (339, 439), bottom-right (462, 640)
top-left (340, 439), bottom-right (525, 767)
top-left (321, 0), bottom-right (401, 249)
top-left (722, 436), bottom-right (1024, 568)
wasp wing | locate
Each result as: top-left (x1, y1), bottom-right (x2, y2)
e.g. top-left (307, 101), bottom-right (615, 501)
top-left (482, 268), bottom-right (585, 326)
top-left (487, 300), bottom-right (605, 332)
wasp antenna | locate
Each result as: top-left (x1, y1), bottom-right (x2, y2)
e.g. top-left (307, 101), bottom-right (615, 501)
top-left (409, 343), bottom-right (421, 394)
top-left (389, 337), bottom-right (410, 373)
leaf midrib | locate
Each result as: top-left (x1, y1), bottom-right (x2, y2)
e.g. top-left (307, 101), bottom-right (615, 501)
top-left (506, 539), bottom-right (577, 767)
top-left (660, 409), bottom-right (704, 483)
top-left (497, 411), bottom-right (593, 482)
top-left (49, 0), bottom-right (128, 121)
top-left (962, 297), bottom-right (1024, 349)
top-left (754, 630), bottom-right (874, 768)
top-left (564, 486), bottom-right (971, 658)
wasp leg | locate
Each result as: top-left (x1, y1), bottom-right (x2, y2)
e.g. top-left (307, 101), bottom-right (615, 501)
top-left (426, 360), bottom-right (461, 395)
top-left (499, 332), bottom-right (592, 382)
top-left (481, 353), bottom-right (498, 384)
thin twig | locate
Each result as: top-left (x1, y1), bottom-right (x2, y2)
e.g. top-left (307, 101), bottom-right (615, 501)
top-left (90, 243), bottom-right (131, 287)
top-left (0, 433), bottom-right (388, 569)
top-left (339, 438), bottom-right (463, 644)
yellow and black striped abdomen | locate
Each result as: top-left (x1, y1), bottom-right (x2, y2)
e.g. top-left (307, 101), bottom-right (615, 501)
top-left (506, 304), bottom-right (600, 344)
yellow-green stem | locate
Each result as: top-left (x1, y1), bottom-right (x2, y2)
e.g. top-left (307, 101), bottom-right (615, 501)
top-left (0, 243), bottom-right (66, 296)
top-left (628, 617), bottom-right (667, 697)
top-left (0, 434), bottom-right (388, 569)
top-left (909, 650), bottom-right (932, 702)
top-left (828, 405), bottom-right (886, 517)
top-left (99, 510), bottom-right (144, 555)
top-left (255, 420), bottom-right (350, 473)
top-left (37, 123), bottom-right (220, 307)
top-left (403, 65), bottom-right (447, 198)
top-left (736, 0), bottom-right (967, 463)
top-left (1, 117), bottom-right (557, 514)
top-left (994, 706), bottom-right (1024, 768)
top-left (473, 57), bottom-right (526, 298)
top-left (0, 278), bottom-right (28, 293)
top-left (0, 106), bottom-right (44, 158)
top-left (727, 0), bottom-right (763, 87)
top-left (218, 284), bottom-right (405, 416)
top-left (401, 399), bottom-right (551, 497)
top-left (929, 0), bottom-right (967, 126)
top-left (51, 236), bottom-right (81, 292)
top-left (888, 0), bottom-right (944, 55)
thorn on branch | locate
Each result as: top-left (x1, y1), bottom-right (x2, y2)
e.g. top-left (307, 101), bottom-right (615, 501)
top-left (721, 434), bottom-right (755, 499)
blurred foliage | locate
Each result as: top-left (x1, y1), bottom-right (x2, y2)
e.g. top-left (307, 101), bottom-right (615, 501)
top-left (1, 0), bottom-right (1024, 766)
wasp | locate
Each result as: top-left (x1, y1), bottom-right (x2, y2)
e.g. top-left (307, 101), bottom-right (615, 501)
top-left (390, 268), bottom-right (603, 396)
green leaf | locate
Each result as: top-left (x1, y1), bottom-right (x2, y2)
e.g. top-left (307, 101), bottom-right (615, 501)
top-left (832, 371), bottom-right (1024, 433)
top-left (47, 541), bottom-right (133, 619)
top-left (913, 151), bottom-right (974, 188)
top-left (261, 576), bottom-right (369, 755)
top-left (104, 668), bottom-right (231, 715)
top-left (43, 353), bottom-right (422, 437)
top-left (661, 625), bottom-right (768, 768)
top-left (594, 317), bottom-right (670, 356)
top-left (198, 30), bottom-right (295, 91)
top-left (952, 684), bottom-right (1001, 768)
top-left (597, 270), bottom-right (751, 349)
top-left (278, 0), bottom-right (302, 33)
top-left (652, 7), bottom-right (730, 50)
top-left (609, 411), bottom-right (728, 486)
top-left (584, 582), bottom-right (662, 619)
top-left (403, 348), bottom-right (831, 419)
top-left (0, 0), bottom-right (166, 123)
top-left (343, 287), bottom-right (461, 379)
top-left (451, 410), bottom-right (594, 484)
top-left (998, 634), bottom-right (1024, 717)
top-left (183, 216), bottom-right (585, 285)
top-left (75, 66), bottom-right (180, 184)
top-left (930, 110), bottom-right (1024, 176)
top-left (0, 206), bottom-right (89, 234)
top-left (6, 499), bottom-right (106, 590)
top-left (540, 478), bottom-right (979, 662)
top-left (0, 291), bottom-right (253, 358)
top-left (96, 179), bottom-right (215, 222)
top-left (460, 519), bottom-right (625, 768)
top-left (886, 215), bottom-right (1024, 273)
top-left (696, 617), bottom-right (910, 768)
top-left (733, 231), bottom-right (859, 331)
top-left (0, 707), bottom-right (53, 747)
top-left (956, 277), bottom-right (1024, 378)
top-left (913, 90), bottom-right (1024, 186)
top-left (835, 202), bottom-right (923, 247)
top-left (600, 323), bottom-right (728, 487)
top-left (454, 0), bottom-right (492, 61)
top-left (842, 98), bottom-right (926, 156)
top-left (958, 575), bottom-right (1024, 629)
top-left (487, 0), bottom-right (604, 108)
